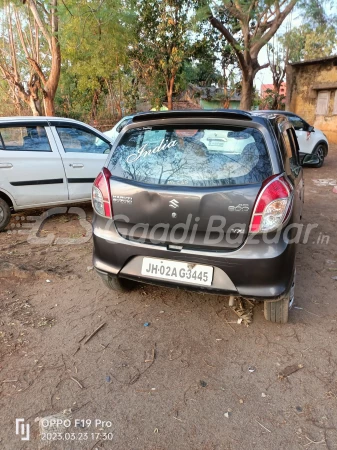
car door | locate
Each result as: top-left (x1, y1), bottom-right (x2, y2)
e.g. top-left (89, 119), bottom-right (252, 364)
top-left (50, 123), bottom-right (111, 200)
top-left (280, 123), bottom-right (304, 221)
top-left (0, 122), bottom-right (68, 207)
top-left (288, 115), bottom-right (313, 155)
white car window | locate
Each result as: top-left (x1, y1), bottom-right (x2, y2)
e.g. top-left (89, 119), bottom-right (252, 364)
top-left (201, 129), bottom-right (255, 153)
top-left (0, 126), bottom-right (51, 152)
top-left (288, 116), bottom-right (306, 130)
top-left (56, 127), bottom-right (110, 154)
top-left (116, 118), bottom-right (132, 133)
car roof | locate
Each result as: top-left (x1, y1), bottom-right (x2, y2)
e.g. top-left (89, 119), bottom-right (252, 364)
top-left (0, 116), bottom-right (89, 123)
top-left (0, 116), bottom-right (112, 139)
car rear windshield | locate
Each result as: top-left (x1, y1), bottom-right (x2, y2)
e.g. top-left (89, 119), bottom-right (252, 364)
top-left (108, 126), bottom-right (273, 187)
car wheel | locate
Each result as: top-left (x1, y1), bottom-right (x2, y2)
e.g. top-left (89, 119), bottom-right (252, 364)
top-left (102, 275), bottom-right (135, 292)
top-left (313, 144), bottom-right (326, 168)
top-left (0, 198), bottom-right (11, 232)
top-left (264, 272), bottom-right (295, 324)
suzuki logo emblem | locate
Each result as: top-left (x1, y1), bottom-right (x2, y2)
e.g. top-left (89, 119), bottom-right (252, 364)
top-left (169, 199), bottom-right (179, 209)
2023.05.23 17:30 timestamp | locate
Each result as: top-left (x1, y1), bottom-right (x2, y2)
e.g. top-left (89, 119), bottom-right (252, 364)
top-left (41, 432), bottom-right (114, 441)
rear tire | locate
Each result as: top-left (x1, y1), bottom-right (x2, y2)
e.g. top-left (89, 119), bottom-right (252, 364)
top-left (0, 198), bottom-right (11, 232)
top-left (102, 275), bottom-right (135, 292)
top-left (312, 144), bottom-right (326, 168)
top-left (264, 272), bottom-right (295, 324)
top-left (264, 296), bottom-right (290, 324)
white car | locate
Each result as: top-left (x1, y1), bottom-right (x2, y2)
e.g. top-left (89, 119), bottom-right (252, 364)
top-left (104, 115), bottom-right (134, 143)
top-left (257, 111), bottom-right (329, 167)
top-left (200, 129), bottom-right (255, 154)
top-left (0, 117), bottom-right (113, 231)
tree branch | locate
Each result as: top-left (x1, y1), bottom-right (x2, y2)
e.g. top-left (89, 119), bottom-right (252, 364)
top-left (208, 15), bottom-right (246, 71)
top-left (26, 0), bottom-right (52, 50)
top-left (251, 0), bottom-right (298, 58)
top-left (7, 4), bottom-right (19, 82)
top-left (27, 57), bottom-right (47, 84)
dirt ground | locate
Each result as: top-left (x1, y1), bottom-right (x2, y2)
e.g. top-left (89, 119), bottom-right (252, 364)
top-left (0, 146), bottom-right (337, 450)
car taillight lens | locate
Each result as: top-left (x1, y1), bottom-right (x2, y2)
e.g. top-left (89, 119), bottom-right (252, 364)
top-left (92, 168), bottom-right (112, 218)
top-left (249, 175), bottom-right (293, 233)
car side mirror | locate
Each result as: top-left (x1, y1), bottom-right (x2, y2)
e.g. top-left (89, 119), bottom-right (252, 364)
top-left (307, 125), bottom-right (315, 133)
top-left (301, 154), bottom-right (320, 167)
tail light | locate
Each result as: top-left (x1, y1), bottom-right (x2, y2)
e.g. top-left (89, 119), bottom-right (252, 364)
top-left (92, 168), bottom-right (113, 218)
top-left (249, 174), bottom-right (293, 233)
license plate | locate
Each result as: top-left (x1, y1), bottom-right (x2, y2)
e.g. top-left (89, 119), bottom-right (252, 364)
top-left (141, 257), bottom-right (213, 286)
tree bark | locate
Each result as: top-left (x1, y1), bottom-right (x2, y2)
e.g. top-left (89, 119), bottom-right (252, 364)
top-left (43, 95), bottom-right (55, 116)
top-left (115, 102), bottom-right (122, 120)
top-left (26, 0), bottom-right (61, 117)
top-left (167, 76), bottom-right (174, 110)
top-left (240, 70), bottom-right (254, 110)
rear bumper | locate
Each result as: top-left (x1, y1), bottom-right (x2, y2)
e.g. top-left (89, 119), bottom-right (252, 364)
top-left (93, 216), bottom-right (296, 300)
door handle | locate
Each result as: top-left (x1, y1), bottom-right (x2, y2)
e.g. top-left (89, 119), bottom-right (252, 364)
top-left (0, 163), bottom-right (13, 168)
top-left (69, 163), bottom-right (84, 168)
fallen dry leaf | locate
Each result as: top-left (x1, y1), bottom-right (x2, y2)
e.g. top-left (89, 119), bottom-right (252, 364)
top-left (278, 364), bottom-right (304, 379)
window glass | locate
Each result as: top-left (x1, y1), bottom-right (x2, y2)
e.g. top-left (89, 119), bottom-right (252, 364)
top-left (287, 129), bottom-right (300, 164)
top-left (0, 126), bottom-right (51, 152)
top-left (288, 115), bottom-right (305, 130)
top-left (116, 118), bottom-right (132, 133)
top-left (283, 129), bottom-right (300, 176)
top-left (108, 126), bottom-right (273, 187)
top-left (56, 127), bottom-right (110, 154)
top-left (333, 90), bottom-right (337, 115)
top-left (316, 91), bottom-right (330, 115)
top-left (282, 131), bottom-right (293, 158)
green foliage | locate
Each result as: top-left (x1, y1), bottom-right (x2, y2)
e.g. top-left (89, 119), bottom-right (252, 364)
top-left (58, 0), bottom-right (136, 119)
top-left (130, 0), bottom-right (198, 108)
top-left (280, 0), bottom-right (336, 62)
top-left (260, 88), bottom-right (285, 110)
top-left (0, 0), bottom-right (336, 118)
top-left (281, 24), bottom-right (336, 62)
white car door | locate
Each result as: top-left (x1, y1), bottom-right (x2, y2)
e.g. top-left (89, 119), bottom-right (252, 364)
top-left (0, 122), bottom-right (68, 207)
top-left (50, 124), bottom-right (111, 200)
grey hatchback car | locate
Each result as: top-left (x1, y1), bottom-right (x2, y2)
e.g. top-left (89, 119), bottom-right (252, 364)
top-left (92, 110), bottom-right (306, 323)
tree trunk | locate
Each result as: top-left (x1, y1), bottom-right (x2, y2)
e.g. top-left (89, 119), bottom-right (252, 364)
top-left (43, 94), bottom-right (55, 116)
top-left (240, 71), bottom-right (254, 110)
top-left (29, 97), bottom-right (42, 116)
top-left (27, 75), bottom-right (42, 115)
top-left (167, 76), bottom-right (174, 110)
top-left (91, 88), bottom-right (101, 121)
top-left (115, 102), bottom-right (122, 120)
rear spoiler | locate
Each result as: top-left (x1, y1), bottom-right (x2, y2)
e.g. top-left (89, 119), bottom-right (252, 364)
top-left (132, 109), bottom-right (253, 123)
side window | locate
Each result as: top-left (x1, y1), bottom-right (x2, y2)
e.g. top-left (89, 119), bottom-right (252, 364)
top-left (116, 119), bottom-right (130, 133)
top-left (288, 129), bottom-right (300, 164)
top-left (316, 91), bottom-right (329, 115)
top-left (56, 127), bottom-right (110, 154)
top-left (282, 129), bottom-right (300, 176)
top-left (333, 90), bottom-right (337, 115)
top-left (282, 131), bottom-right (293, 158)
top-left (0, 126), bottom-right (51, 152)
top-left (289, 116), bottom-right (306, 131)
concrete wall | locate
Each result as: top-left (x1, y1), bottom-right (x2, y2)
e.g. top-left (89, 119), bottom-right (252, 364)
top-left (287, 59), bottom-right (337, 144)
